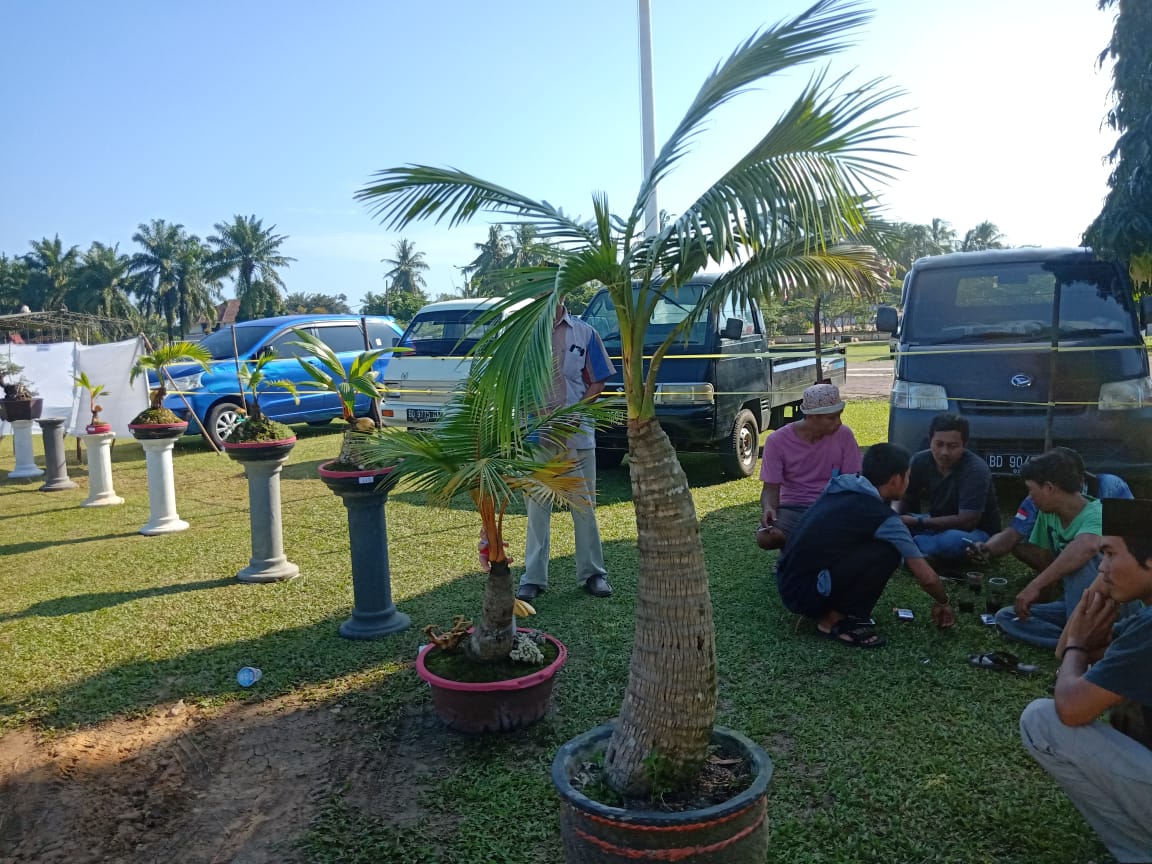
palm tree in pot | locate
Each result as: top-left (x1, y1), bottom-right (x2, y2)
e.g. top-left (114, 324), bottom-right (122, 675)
top-left (355, 0), bottom-right (903, 821)
top-left (222, 352), bottom-right (299, 451)
top-left (129, 341), bottom-right (211, 432)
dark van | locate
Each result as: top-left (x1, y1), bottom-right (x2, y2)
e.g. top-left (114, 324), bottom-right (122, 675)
top-left (877, 248), bottom-right (1152, 478)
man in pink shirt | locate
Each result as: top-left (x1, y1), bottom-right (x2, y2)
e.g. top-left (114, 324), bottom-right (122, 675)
top-left (757, 383), bottom-right (863, 551)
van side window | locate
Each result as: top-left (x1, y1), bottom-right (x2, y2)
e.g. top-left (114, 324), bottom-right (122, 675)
top-left (718, 297), bottom-right (758, 337)
top-left (316, 324), bottom-right (368, 354)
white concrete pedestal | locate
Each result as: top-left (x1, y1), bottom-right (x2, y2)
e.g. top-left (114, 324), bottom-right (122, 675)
top-left (82, 433), bottom-right (123, 507)
top-left (139, 437), bottom-right (188, 534)
top-left (8, 420), bottom-right (44, 479)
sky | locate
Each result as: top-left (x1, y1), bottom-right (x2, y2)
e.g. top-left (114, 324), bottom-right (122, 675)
top-left (0, 0), bottom-right (1119, 311)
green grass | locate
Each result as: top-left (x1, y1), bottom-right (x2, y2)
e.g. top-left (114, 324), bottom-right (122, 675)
top-left (0, 422), bottom-right (1105, 863)
top-left (843, 339), bottom-right (893, 363)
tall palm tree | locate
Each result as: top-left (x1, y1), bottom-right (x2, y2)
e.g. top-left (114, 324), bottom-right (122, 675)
top-left (382, 238), bottom-right (429, 292)
top-left (0, 254), bottom-right (31, 312)
top-left (131, 219), bottom-right (185, 340)
top-left (174, 235), bottom-right (222, 337)
top-left (24, 235), bottom-right (80, 311)
top-left (928, 217), bottom-right (957, 253)
top-left (207, 214), bottom-right (295, 322)
top-left (74, 242), bottom-right (138, 320)
top-left (356, 0), bottom-right (903, 796)
top-left (960, 221), bottom-right (1006, 252)
top-left (460, 225), bottom-right (510, 296)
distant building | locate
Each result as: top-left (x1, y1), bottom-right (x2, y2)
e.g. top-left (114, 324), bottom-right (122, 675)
top-left (187, 299), bottom-right (240, 340)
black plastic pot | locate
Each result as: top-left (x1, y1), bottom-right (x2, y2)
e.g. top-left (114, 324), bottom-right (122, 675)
top-left (128, 421), bottom-right (188, 441)
top-left (551, 723), bottom-right (773, 864)
top-left (0, 398), bottom-right (43, 422)
top-left (222, 436), bottom-right (297, 463)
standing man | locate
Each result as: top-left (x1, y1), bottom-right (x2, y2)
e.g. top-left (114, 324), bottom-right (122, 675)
top-left (1019, 497), bottom-right (1152, 863)
top-left (897, 413), bottom-right (1000, 561)
top-left (517, 300), bottom-right (616, 603)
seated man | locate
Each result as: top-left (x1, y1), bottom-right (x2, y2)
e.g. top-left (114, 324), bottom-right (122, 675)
top-left (756, 382), bottom-right (862, 551)
top-left (1019, 497), bottom-right (1152, 863)
top-left (986, 450), bottom-right (1104, 649)
top-left (897, 413), bottom-right (1000, 562)
top-left (775, 443), bottom-right (955, 648)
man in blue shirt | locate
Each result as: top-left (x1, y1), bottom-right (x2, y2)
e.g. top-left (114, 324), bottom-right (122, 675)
top-left (1019, 497), bottom-right (1152, 862)
top-left (517, 302), bottom-right (616, 603)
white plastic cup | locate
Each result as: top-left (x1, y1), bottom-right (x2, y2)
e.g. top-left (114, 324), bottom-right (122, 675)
top-left (237, 666), bottom-right (263, 687)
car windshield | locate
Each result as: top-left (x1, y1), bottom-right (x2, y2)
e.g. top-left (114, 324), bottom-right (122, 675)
top-left (583, 284), bottom-right (711, 349)
top-left (197, 325), bottom-right (276, 360)
top-left (904, 261), bottom-right (1136, 343)
top-left (398, 308), bottom-right (504, 356)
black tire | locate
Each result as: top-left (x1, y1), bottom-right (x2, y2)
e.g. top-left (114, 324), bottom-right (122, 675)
top-left (595, 448), bottom-right (626, 470)
top-left (203, 402), bottom-right (245, 449)
top-left (720, 408), bottom-right (759, 479)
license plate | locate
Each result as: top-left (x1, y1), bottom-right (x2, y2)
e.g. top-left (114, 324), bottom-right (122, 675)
top-left (985, 453), bottom-right (1029, 474)
top-left (406, 408), bottom-right (442, 423)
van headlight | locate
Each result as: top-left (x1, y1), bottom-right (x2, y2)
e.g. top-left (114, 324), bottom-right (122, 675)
top-left (654, 383), bottom-right (714, 405)
top-left (891, 380), bottom-right (948, 410)
top-left (1098, 377), bottom-right (1152, 410)
top-left (167, 372), bottom-right (203, 392)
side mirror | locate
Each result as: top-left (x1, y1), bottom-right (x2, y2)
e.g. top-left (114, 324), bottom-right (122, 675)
top-left (876, 306), bottom-right (899, 334)
top-left (722, 317), bottom-right (744, 340)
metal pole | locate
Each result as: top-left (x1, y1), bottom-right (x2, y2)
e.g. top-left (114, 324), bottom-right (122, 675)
top-left (1043, 282), bottom-right (1061, 451)
top-left (638, 0), bottom-right (658, 237)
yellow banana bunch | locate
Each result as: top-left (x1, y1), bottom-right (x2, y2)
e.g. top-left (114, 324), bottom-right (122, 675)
top-left (513, 598), bottom-right (537, 617)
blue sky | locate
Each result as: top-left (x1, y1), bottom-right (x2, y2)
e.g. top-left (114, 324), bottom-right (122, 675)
top-left (0, 0), bottom-right (1117, 310)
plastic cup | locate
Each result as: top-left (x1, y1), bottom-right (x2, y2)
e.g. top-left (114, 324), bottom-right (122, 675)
top-left (966, 571), bottom-right (984, 595)
top-left (237, 666), bottom-right (263, 687)
top-left (987, 577), bottom-right (1008, 612)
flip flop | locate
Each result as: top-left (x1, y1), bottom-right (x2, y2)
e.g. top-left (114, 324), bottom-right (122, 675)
top-left (820, 619), bottom-right (885, 649)
top-left (967, 650), bottom-right (1039, 675)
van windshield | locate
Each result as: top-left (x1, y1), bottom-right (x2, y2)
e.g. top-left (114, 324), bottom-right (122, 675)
top-left (399, 308), bottom-right (504, 356)
top-left (197, 325), bottom-right (276, 360)
top-left (905, 261), bottom-right (1136, 343)
top-left (583, 284), bottom-right (713, 349)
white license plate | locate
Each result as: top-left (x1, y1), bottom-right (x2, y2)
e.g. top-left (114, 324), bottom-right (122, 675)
top-left (406, 408), bottom-right (442, 423)
top-left (985, 453), bottom-right (1029, 474)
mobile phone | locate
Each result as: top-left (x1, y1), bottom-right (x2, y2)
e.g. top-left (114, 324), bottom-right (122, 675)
top-left (980, 613), bottom-right (996, 626)
top-left (895, 608), bottom-right (915, 621)
top-left (961, 538), bottom-right (976, 547)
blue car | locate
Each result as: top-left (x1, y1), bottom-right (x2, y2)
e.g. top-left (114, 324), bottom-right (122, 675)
top-left (162, 314), bottom-right (404, 448)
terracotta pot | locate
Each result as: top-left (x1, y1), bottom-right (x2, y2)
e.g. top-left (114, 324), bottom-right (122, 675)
top-left (129, 421), bottom-right (189, 441)
top-left (552, 723), bottom-right (773, 864)
top-left (222, 436), bottom-right (297, 462)
top-left (85, 422), bottom-right (113, 435)
top-left (0, 397), bottom-right (44, 422)
top-left (416, 630), bottom-right (568, 734)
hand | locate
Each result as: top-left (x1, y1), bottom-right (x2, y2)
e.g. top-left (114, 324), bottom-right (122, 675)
top-left (1014, 583), bottom-right (1042, 620)
top-left (1063, 589), bottom-right (1118, 653)
top-left (901, 514), bottom-right (919, 529)
top-left (966, 542), bottom-right (991, 566)
top-left (932, 602), bottom-right (955, 629)
top-left (760, 507), bottom-right (778, 530)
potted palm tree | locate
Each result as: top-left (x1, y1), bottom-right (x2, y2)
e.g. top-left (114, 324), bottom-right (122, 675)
top-left (128, 341), bottom-right (211, 440)
top-left (220, 352), bottom-right (299, 461)
top-left (74, 372), bottom-right (122, 506)
top-left (353, 366), bottom-right (619, 732)
top-left (75, 371), bottom-right (111, 434)
top-left (355, 0), bottom-right (902, 856)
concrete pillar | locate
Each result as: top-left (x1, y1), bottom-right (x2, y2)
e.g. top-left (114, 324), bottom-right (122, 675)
top-left (36, 417), bottom-right (78, 492)
top-left (8, 419), bottom-right (43, 479)
top-left (235, 454), bottom-right (298, 582)
top-left (81, 433), bottom-right (123, 507)
top-left (139, 437), bottom-right (188, 535)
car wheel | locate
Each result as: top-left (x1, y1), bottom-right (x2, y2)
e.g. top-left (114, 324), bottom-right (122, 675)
top-left (595, 448), bottom-right (626, 471)
top-left (204, 402), bottom-right (244, 449)
top-left (720, 409), bottom-right (759, 479)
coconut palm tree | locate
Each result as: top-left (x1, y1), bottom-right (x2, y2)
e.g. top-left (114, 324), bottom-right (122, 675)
top-left (131, 219), bottom-right (185, 340)
top-left (24, 235), bottom-right (80, 311)
top-left (207, 214), bottom-right (295, 322)
top-left (130, 341), bottom-right (212, 411)
top-left (356, 0), bottom-right (904, 796)
top-left (960, 221), bottom-right (1006, 252)
top-left (74, 242), bottom-right (138, 321)
top-left (174, 235), bottom-right (222, 338)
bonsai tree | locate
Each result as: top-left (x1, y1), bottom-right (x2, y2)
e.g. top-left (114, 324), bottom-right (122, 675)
top-left (352, 365), bottom-right (619, 662)
top-left (288, 328), bottom-right (396, 468)
top-left (223, 353), bottom-right (299, 444)
top-left (129, 341), bottom-right (211, 424)
top-left (356, 0), bottom-right (902, 795)
top-left (0, 357), bottom-right (36, 401)
top-left (74, 371), bottom-right (109, 428)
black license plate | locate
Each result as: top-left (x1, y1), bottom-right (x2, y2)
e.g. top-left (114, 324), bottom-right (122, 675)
top-left (985, 453), bottom-right (1029, 474)
top-left (406, 408), bottom-right (442, 423)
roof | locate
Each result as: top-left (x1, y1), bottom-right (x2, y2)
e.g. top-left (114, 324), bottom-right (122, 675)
top-left (912, 247), bottom-right (1100, 271)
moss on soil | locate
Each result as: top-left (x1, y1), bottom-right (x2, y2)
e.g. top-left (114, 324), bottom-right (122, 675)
top-left (424, 641), bottom-right (559, 683)
top-left (131, 407), bottom-right (183, 425)
top-left (225, 417), bottom-right (294, 444)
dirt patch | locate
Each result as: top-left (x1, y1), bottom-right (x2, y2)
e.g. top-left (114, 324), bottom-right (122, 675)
top-left (0, 694), bottom-right (451, 864)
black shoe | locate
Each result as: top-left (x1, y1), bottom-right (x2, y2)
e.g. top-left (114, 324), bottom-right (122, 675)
top-left (583, 575), bottom-right (613, 598)
top-left (517, 583), bottom-right (544, 602)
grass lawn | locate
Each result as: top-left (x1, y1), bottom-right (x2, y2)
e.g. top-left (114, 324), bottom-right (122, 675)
top-left (0, 418), bottom-right (1106, 863)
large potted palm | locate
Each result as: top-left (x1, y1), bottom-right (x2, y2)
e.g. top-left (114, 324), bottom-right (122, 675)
top-left (353, 366), bottom-right (619, 732)
top-left (356, 0), bottom-right (902, 857)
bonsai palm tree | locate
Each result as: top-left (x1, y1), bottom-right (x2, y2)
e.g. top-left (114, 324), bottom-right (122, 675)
top-left (74, 371), bottom-right (109, 428)
top-left (225, 353), bottom-right (299, 443)
top-left (356, 0), bottom-right (904, 795)
top-left (353, 368), bottom-right (619, 662)
top-left (129, 341), bottom-right (212, 421)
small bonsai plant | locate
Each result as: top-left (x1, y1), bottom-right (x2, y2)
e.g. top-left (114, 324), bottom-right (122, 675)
top-left (129, 341), bottom-right (211, 425)
top-left (289, 328), bottom-right (396, 469)
top-left (352, 366), bottom-right (619, 664)
top-left (222, 353), bottom-right (299, 445)
top-left (0, 357), bottom-right (36, 401)
top-left (75, 371), bottom-right (110, 431)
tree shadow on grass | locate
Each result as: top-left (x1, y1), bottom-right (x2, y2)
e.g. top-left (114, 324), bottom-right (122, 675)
top-left (0, 577), bottom-right (235, 623)
top-left (0, 532), bottom-right (139, 556)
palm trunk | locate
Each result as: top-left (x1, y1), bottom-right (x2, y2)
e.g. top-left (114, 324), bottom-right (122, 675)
top-left (603, 417), bottom-right (717, 796)
top-left (465, 559), bottom-right (516, 662)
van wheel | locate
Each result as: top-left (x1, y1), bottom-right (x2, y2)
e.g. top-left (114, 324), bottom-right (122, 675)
top-left (595, 448), bottom-right (626, 470)
top-left (720, 409), bottom-right (759, 479)
top-left (204, 402), bottom-right (244, 449)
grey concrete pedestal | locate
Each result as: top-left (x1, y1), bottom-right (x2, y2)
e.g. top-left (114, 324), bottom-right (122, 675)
top-left (139, 437), bottom-right (188, 534)
top-left (36, 417), bottom-right (78, 491)
top-left (81, 433), bottom-right (123, 506)
top-left (8, 420), bottom-right (43, 479)
top-left (235, 453), bottom-right (299, 583)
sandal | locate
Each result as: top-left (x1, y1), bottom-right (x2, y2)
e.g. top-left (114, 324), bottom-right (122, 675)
top-left (967, 651), bottom-right (1039, 675)
top-left (820, 619), bottom-right (885, 649)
